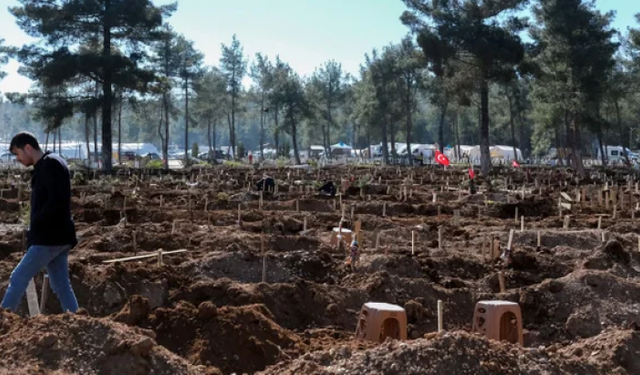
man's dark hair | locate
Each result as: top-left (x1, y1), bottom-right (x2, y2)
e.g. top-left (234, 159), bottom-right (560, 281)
top-left (10, 132), bottom-right (40, 153)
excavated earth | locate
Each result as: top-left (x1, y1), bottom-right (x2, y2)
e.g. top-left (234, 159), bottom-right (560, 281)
top-left (0, 165), bottom-right (640, 374)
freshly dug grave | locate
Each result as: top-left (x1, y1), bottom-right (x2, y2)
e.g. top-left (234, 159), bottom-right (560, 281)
top-left (259, 330), bottom-right (601, 375)
top-left (0, 309), bottom-right (217, 375)
top-left (112, 295), bottom-right (304, 374)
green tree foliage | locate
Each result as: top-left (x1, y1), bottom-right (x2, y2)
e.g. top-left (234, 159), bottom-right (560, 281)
top-left (250, 53), bottom-right (273, 160)
top-left (175, 35), bottom-right (203, 165)
top-left (529, 0), bottom-right (618, 173)
top-left (219, 34), bottom-right (247, 159)
top-left (9, 0), bottom-right (175, 171)
top-left (308, 60), bottom-right (346, 151)
top-left (270, 61), bottom-right (310, 164)
top-left (193, 67), bottom-right (227, 161)
top-left (402, 0), bottom-right (528, 175)
top-left (0, 37), bottom-right (8, 82)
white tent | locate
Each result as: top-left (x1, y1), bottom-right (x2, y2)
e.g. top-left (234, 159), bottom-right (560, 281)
top-left (490, 145), bottom-right (522, 160)
top-left (445, 145), bottom-right (476, 159)
top-left (330, 142), bottom-right (352, 157)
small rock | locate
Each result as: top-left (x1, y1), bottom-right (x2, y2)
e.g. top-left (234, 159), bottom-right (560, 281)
top-left (103, 283), bottom-right (124, 307)
top-left (130, 337), bottom-right (156, 356)
top-left (404, 300), bottom-right (424, 323)
top-left (339, 345), bottom-right (351, 358)
top-left (326, 303), bottom-right (338, 316)
top-left (198, 301), bottom-right (218, 320)
top-left (36, 334), bottom-right (57, 348)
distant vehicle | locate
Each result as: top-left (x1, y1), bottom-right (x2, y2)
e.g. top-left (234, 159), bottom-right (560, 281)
top-left (597, 146), bottom-right (638, 163)
top-left (141, 152), bottom-right (162, 160)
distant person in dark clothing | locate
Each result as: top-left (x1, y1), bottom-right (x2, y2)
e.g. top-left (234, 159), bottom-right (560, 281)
top-left (319, 181), bottom-right (337, 197)
top-left (256, 175), bottom-right (275, 192)
top-left (1, 132), bottom-right (79, 313)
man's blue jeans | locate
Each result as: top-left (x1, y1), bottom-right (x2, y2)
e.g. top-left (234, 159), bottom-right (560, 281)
top-left (1, 244), bottom-right (79, 313)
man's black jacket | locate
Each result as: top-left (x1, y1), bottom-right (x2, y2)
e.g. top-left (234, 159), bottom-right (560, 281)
top-left (28, 152), bottom-right (77, 248)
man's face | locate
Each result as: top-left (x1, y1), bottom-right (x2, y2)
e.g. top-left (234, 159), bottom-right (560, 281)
top-left (11, 145), bottom-right (34, 167)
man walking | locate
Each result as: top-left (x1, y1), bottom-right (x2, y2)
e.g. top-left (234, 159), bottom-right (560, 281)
top-left (1, 132), bottom-right (79, 313)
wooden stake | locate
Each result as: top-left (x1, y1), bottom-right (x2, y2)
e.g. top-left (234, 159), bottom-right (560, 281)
top-left (171, 220), bottom-right (177, 234)
top-left (598, 216), bottom-right (602, 229)
top-left (520, 216), bottom-right (524, 232)
top-left (133, 230), bottom-right (137, 255)
top-left (259, 191), bottom-right (263, 210)
top-left (507, 229), bottom-right (514, 251)
top-left (40, 275), bottom-right (49, 314)
top-left (157, 249), bottom-right (163, 266)
top-left (296, 199), bottom-right (299, 212)
top-left (238, 204), bottom-right (242, 224)
top-left (375, 231), bottom-right (381, 250)
top-left (498, 271), bottom-right (506, 293)
top-left (437, 300), bottom-right (444, 332)
top-left (438, 226), bottom-right (443, 251)
top-left (537, 231), bottom-right (541, 248)
top-left (26, 279), bottom-right (40, 317)
top-left (303, 217), bottom-right (307, 231)
top-left (515, 207), bottom-right (519, 223)
top-left (261, 234), bottom-right (267, 282)
top-left (382, 202), bottom-right (386, 217)
top-left (411, 231), bottom-right (415, 255)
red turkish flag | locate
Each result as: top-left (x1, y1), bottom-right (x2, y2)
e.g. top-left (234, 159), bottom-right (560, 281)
top-left (512, 160), bottom-right (520, 168)
top-left (435, 150), bottom-right (450, 166)
top-left (468, 166), bottom-right (475, 179)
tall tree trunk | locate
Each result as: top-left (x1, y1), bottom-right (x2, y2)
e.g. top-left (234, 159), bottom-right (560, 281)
top-left (52, 129), bottom-right (57, 153)
top-left (58, 127), bottom-right (61, 154)
top-left (44, 131), bottom-right (49, 152)
top-left (158, 103), bottom-right (165, 166)
top-left (260, 94), bottom-right (265, 161)
top-left (290, 109), bottom-right (301, 165)
top-left (479, 76), bottom-right (491, 176)
top-left (572, 113), bottom-right (585, 175)
top-left (381, 114), bottom-right (389, 165)
top-left (614, 100), bottom-right (631, 167)
top-left (84, 113), bottom-right (91, 164)
top-left (163, 93), bottom-right (170, 170)
top-left (517, 109), bottom-right (526, 159)
top-left (507, 95), bottom-right (518, 162)
top-left (231, 89), bottom-right (236, 159)
top-left (564, 109), bottom-right (575, 168)
top-left (598, 133), bottom-right (607, 166)
top-left (212, 119), bottom-right (217, 157)
top-left (93, 111), bottom-right (99, 165)
top-left (117, 92), bottom-right (123, 164)
top-left (438, 92), bottom-right (449, 153)
top-left (273, 106), bottom-right (280, 156)
top-left (455, 109), bottom-right (461, 161)
top-left (102, 0), bottom-right (113, 172)
top-left (405, 77), bottom-right (413, 166)
top-left (207, 117), bottom-right (213, 162)
top-left (184, 77), bottom-right (189, 165)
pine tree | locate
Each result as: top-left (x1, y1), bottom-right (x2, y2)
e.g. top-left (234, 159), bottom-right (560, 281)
top-left (402, 0), bottom-right (527, 175)
top-left (10, 0), bottom-right (175, 171)
top-left (220, 35), bottom-right (247, 159)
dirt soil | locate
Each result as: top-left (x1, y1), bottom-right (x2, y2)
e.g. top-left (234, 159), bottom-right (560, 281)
top-left (0, 165), bottom-right (639, 374)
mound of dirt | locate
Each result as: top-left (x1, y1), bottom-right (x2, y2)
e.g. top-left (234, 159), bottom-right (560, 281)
top-left (519, 269), bottom-right (640, 343)
top-left (0, 310), bottom-right (214, 375)
top-left (259, 331), bottom-right (599, 375)
top-left (558, 328), bottom-right (640, 374)
top-left (113, 296), bottom-right (303, 374)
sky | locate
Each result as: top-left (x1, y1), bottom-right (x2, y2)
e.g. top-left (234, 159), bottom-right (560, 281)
top-left (0, 0), bottom-right (637, 94)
